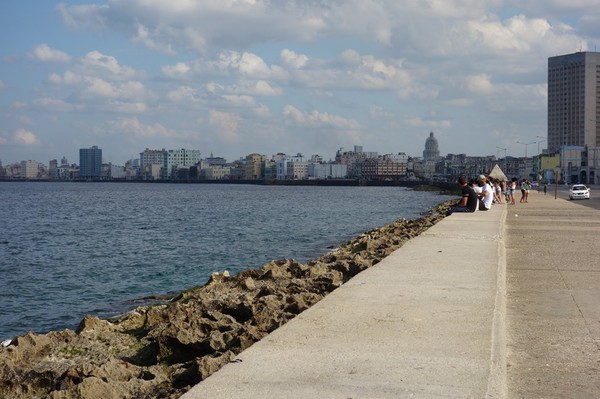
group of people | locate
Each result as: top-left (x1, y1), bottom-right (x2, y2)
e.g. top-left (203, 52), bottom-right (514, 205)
top-left (447, 175), bottom-right (532, 215)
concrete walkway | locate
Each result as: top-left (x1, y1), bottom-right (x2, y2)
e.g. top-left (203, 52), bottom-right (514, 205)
top-left (182, 191), bottom-right (600, 398)
top-left (183, 203), bottom-right (507, 398)
top-left (505, 191), bottom-right (600, 398)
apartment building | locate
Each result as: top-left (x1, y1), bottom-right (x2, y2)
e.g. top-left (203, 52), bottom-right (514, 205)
top-left (163, 149), bottom-right (202, 179)
top-left (548, 51), bottom-right (600, 152)
top-left (79, 146), bottom-right (102, 179)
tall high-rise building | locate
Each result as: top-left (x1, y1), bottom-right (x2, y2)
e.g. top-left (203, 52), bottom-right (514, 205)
top-left (547, 51), bottom-right (600, 153)
top-left (79, 146), bottom-right (102, 179)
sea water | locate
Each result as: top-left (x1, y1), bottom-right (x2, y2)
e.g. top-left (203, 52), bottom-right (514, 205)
top-left (0, 182), bottom-right (454, 339)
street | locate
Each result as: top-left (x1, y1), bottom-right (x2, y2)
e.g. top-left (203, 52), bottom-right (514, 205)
top-left (538, 184), bottom-right (600, 210)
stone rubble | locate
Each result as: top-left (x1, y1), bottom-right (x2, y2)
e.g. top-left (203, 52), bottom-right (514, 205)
top-left (0, 200), bottom-right (452, 399)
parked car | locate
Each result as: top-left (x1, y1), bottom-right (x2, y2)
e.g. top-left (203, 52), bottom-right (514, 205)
top-left (569, 184), bottom-right (590, 200)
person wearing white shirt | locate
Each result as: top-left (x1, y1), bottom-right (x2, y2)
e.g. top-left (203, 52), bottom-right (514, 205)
top-left (477, 175), bottom-right (494, 211)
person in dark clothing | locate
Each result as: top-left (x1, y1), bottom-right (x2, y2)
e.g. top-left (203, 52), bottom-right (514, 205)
top-left (446, 175), bottom-right (478, 215)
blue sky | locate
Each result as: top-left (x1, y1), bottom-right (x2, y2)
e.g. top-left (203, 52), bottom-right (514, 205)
top-left (1, 0), bottom-right (599, 165)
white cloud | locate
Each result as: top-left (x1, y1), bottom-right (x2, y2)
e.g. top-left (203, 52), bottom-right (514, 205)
top-left (110, 117), bottom-right (176, 138)
top-left (369, 105), bottom-right (394, 120)
top-left (4, 0), bottom-right (598, 163)
top-left (58, 0), bottom-right (327, 54)
top-left (280, 49), bottom-right (308, 69)
top-left (161, 62), bottom-right (191, 78)
top-left (29, 44), bottom-right (71, 63)
top-left (11, 102), bottom-right (28, 109)
top-left (82, 78), bottom-right (147, 101)
top-left (111, 101), bottom-right (147, 114)
top-left (81, 51), bottom-right (140, 80)
top-left (32, 98), bottom-right (81, 112)
top-left (404, 117), bottom-right (452, 129)
top-left (222, 94), bottom-right (257, 108)
top-left (209, 110), bottom-right (242, 142)
top-left (282, 105), bottom-right (361, 129)
top-left (466, 74), bottom-right (495, 94)
top-left (57, 3), bottom-right (109, 30)
top-left (167, 86), bottom-right (202, 103)
top-left (48, 71), bottom-right (83, 85)
top-left (13, 128), bottom-right (41, 145)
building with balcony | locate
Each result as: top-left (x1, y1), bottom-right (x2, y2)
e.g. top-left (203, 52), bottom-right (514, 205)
top-left (163, 149), bottom-right (202, 179)
top-left (243, 153), bottom-right (266, 180)
top-left (359, 154), bottom-right (408, 181)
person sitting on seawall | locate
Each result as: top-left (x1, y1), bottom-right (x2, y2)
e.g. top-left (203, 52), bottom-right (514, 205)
top-left (470, 178), bottom-right (482, 195)
top-left (477, 175), bottom-right (494, 211)
top-left (446, 175), bottom-right (479, 216)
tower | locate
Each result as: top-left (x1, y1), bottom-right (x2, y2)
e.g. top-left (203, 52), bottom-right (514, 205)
top-left (79, 146), bottom-right (102, 179)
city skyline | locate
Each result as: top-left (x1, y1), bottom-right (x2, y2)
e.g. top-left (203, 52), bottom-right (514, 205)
top-left (2, 1), bottom-right (600, 165)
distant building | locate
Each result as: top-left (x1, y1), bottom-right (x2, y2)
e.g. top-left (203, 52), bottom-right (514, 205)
top-left (140, 149), bottom-right (165, 169)
top-left (20, 160), bottom-right (39, 180)
top-left (79, 146), bottom-right (102, 179)
top-left (548, 52), bottom-right (600, 152)
top-left (286, 159), bottom-right (308, 180)
top-left (163, 149), bottom-right (202, 179)
top-left (243, 153), bottom-right (266, 180)
top-left (308, 163), bottom-right (348, 179)
top-left (359, 154), bottom-right (408, 181)
top-left (49, 159), bottom-right (58, 179)
top-left (202, 165), bottom-right (231, 180)
top-left (335, 147), bottom-right (378, 178)
top-left (423, 132), bottom-right (441, 161)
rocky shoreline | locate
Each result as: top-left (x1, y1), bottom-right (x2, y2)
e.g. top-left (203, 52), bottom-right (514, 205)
top-left (0, 200), bottom-right (453, 399)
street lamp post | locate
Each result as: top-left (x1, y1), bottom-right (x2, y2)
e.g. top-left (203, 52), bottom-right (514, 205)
top-left (496, 146), bottom-right (507, 172)
top-left (516, 141), bottom-right (536, 158)
top-left (536, 136), bottom-right (547, 190)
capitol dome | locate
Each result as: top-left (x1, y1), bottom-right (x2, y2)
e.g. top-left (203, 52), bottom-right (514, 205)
top-left (423, 131), bottom-right (440, 161)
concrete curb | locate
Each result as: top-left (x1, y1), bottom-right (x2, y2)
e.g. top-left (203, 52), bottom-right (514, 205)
top-left (486, 204), bottom-right (507, 398)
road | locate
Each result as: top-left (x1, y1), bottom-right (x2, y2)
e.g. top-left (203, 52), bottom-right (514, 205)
top-left (538, 183), bottom-right (600, 210)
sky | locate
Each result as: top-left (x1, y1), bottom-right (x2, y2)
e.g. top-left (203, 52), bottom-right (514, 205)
top-left (1, 1), bottom-right (599, 165)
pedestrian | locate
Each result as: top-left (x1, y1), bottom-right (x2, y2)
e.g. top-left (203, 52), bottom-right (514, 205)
top-left (509, 178), bottom-right (517, 205)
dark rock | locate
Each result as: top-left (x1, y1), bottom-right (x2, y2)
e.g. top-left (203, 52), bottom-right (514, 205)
top-left (0, 200), bottom-right (454, 399)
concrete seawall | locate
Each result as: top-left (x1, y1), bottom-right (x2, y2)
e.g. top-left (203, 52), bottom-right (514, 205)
top-left (183, 190), bottom-right (600, 398)
top-left (183, 202), bottom-right (508, 398)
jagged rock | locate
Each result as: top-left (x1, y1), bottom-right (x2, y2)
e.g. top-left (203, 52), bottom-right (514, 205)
top-left (0, 200), bottom-right (453, 399)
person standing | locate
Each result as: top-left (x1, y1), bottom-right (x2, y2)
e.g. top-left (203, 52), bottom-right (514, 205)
top-left (509, 178), bottom-right (517, 205)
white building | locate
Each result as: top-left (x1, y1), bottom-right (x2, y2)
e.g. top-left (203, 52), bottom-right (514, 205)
top-left (163, 149), bottom-right (202, 179)
top-left (20, 160), bottom-right (39, 180)
top-left (308, 163), bottom-right (348, 179)
top-left (203, 165), bottom-right (231, 180)
top-left (287, 160), bottom-right (308, 180)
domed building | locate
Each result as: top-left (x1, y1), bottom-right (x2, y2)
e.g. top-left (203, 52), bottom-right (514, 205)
top-left (423, 131), bottom-right (440, 161)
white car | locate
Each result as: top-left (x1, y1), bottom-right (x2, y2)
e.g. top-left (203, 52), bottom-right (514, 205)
top-left (569, 184), bottom-right (590, 200)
